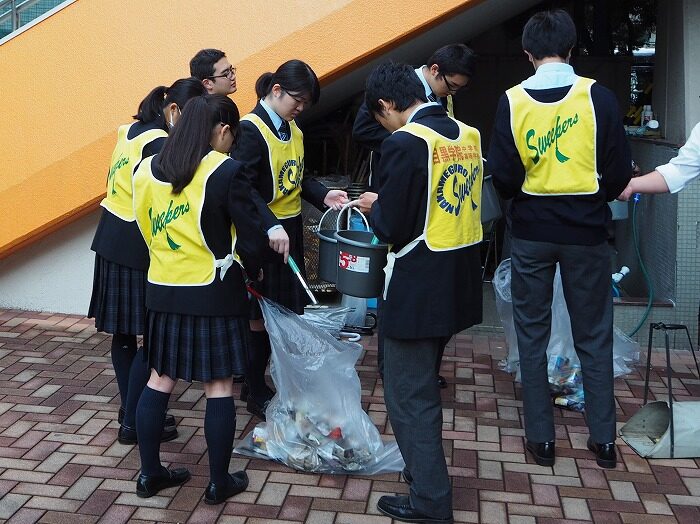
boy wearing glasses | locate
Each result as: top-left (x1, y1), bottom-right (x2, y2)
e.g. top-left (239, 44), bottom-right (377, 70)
top-left (190, 48), bottom-right (237, 95)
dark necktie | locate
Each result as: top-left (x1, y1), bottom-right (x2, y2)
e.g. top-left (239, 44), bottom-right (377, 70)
top-left (279, 121), bottom-right (290, 140)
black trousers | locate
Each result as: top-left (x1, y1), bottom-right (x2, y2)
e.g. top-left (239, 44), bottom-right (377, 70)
top-left (384, 335), bottom-right (452, 518)
top-left (511, 238), bottom-right (616, 444)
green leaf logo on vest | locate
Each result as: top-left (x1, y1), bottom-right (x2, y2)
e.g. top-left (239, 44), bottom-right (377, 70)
top-left (436, 162), bottom-right (481, 216)
top-left (526, 113), bottom-right (579, 164)
top-left (278, 156), bottom-right (303, 196)
top-left (107, 156), bottom-right (129, 195)
top-left (148, 200), bottom-right (190, 251)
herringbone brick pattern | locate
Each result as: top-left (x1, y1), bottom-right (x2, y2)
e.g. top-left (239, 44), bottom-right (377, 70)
top-left (1, 308), bottom-right (699, 523)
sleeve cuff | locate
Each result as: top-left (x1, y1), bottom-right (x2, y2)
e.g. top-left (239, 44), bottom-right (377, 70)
top-left (656, 163), bottom-right (686, 194)
top-left (267, 224), bottom-right (283, 235)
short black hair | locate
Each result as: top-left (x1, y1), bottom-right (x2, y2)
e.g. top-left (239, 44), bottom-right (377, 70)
top-left (426, 43), bottom-right (476, 78)
top-left (522, 9), bottom-right (576, 60)
top-left (365, 62), bottom-right (426, 117)
top-left (189, 48), bottom-right (226, 79)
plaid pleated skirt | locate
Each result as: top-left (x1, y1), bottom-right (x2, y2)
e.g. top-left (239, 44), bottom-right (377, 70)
top-left (250, 223), bottom-right (307, 319)
top-left (145, 311), bottom-right (250, 383)
top-left (87, 254), bottom-right (146, 335)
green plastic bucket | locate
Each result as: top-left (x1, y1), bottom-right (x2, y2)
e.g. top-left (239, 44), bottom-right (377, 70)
top-left (334, 230), bottom-right (388, 298)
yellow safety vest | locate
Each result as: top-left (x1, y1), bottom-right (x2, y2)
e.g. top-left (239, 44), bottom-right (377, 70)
top-left (241, 113), bottom-right (304, 219)
top-left (101, 123), bottom-right (167, 221)
top-left (133, 151), bottom-right (237, 286)
top-left (446, 95), bottom-right (454, 118)
top-left (507, 77), bottom-right (599, 195)
top-left (402, 119), bottom-right (484, 251)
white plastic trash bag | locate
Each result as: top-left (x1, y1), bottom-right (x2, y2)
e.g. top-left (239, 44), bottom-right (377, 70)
top-left (619, 401), bottom-right (700, 458)
top-left (493, 258), bottom-right (640, 410)
top-left (235, 297), bottom-right (404, 474)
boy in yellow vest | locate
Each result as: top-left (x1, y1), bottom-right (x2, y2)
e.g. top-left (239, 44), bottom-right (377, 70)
top-left (488, 9), bottom-right (631, 469)
top-left (353, 43), bottom-right (475, 389)
top-left (363, 62), bottom-right (483, 524)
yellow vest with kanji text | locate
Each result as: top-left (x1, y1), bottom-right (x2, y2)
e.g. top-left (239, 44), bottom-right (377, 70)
top-left (133, 151), bottom-right (237, 286)
top-left (101, 123), bottom-right (167, 221)
top-left (401, 119), bottom-right (484, 251)
top-left (240, 113), bottom-right (304, 219)
top-left (507, 77), bottom-right (598, 195)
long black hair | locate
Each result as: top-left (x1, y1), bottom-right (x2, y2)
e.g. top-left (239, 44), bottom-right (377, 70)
top-left (254, 59), bottom-right (320, 105)
top-left (159, 94), bottom-right (240, 194)
top-left (133, 77), bottom-right (206, 127)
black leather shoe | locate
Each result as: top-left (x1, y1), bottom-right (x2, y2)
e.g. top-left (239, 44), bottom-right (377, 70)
top-left (118, 424), bottom-right (178, 445)
top-left (401, 467), bottom-right (413, 484)
top-left (526, 440), bottom-right (555, 467)
top-left (377, 495), bottom-right (453, 523)
top-left (118, 406), bottom-right (176, 428)
top-left (204, 471), bottom-right (249, 505)
top-left (437, 375), bottom-right (447, 389)
top-left (246, 397), bottom-right (271, 421)
top-left (136, 467), bottom-right (191, 498)
top-left (587, 438), bottom-right (617, 468)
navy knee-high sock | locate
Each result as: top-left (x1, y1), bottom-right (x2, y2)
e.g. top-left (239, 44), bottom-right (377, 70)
top-left (205, 397), bottom-right (236, 486)
top-left (122, 350), bottom-right (151, 428)
top-left (247, 331), bottom-right (272, 402)
top-left (136, 386), bottom-right (170, 476)
top-left (111, 334), bottom-right (137, 406)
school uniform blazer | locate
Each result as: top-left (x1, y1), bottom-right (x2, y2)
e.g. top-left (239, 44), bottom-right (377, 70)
top-left (232, 102), bottom-right (329, 232)
top-left (370, 105), bottom-right (483, 339)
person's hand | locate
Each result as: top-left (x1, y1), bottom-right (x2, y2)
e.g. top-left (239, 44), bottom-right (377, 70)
top-left (350, 192), bottom-right (378, 214)
top-left (617, 180), bottom-right (635, 201)
top-left (324, 190), bottom-right (349, 210)
top-left (268, 227), bottom-right (289, 263)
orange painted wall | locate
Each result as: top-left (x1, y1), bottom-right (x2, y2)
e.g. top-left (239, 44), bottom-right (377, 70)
top-left (0, 0), bottom-right (476, 258)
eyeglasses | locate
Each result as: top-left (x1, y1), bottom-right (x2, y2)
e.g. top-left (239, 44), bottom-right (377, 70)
top-left (283, 90), bottom-right (310, 108)
top-left (441, 74), bottom-right (466, 95)
top-left (209, 66), bottom-right (236, 80)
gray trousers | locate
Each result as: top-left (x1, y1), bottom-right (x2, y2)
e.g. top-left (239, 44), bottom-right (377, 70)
top-left (511, 238), bottom-right (616, 444)
top-left (384, 335), bottom-right (452, 518)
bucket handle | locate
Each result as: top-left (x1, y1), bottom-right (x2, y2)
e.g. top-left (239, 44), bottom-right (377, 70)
top-left (317, 202), bottom-right (369, 231)
top-left (335, 202), bottom-right (370, 231)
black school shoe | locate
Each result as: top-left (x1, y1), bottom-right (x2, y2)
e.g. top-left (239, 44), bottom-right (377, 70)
top-left (204, 471), bottom-right (249, 505)
top-left (136, 467), bottom-right (191, 498)
top-left (118, 424), bottom-right (178, 445)
top-left (587, 437), bottom-right (617, 468)
top-left (118, 406), bottom-right (176, 428)
top-left (437, 375), bottom-right (447, 389)
top-left (401, 468), bottom-right (413, 484)
top-left (377, 495), bottom-right (453, 523)
top-left (526, 440), bottom-right (556, 467)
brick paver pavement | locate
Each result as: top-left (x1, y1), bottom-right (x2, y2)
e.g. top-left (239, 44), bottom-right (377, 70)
top-left (1, 308), bottom-right (699, 523)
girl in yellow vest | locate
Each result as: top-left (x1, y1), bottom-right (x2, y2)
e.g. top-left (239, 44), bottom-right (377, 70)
top-left (88, 77), bottom-right (205, 445)
top-left (131, 94), bottom-right (268, 503)
top-left (232, 60), bottom-right (348, 420)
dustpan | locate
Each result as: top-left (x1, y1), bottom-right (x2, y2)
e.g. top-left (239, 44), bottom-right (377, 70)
top-left (619, 400), bottom-right (700, 458)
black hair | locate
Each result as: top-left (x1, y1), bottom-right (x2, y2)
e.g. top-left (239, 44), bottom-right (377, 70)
top-left (364, 62), bottom-right (426, 117)
top-left (254, 59), bottom-right (321, 105)
top-left (159, 94), bottom-right (240, 194)
top-left (426, 43), bottom-right (476, 78)
top-left (522, 9), bottom-right (576, 60)
top-left (133, 77), bottom-right (206, 127)
top-left (189, 48), bottom-right (226, 79)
